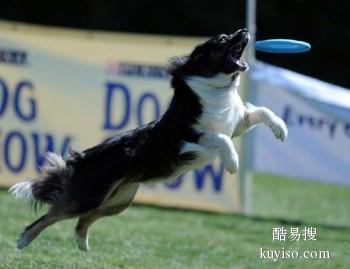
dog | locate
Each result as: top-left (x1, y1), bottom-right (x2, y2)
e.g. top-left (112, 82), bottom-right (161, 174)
top-left (9, 28), bottom-right (287, 251)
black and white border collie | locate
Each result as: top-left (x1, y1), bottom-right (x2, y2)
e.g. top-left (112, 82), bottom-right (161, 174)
top-left (10, 29), bottom-right (287, 251)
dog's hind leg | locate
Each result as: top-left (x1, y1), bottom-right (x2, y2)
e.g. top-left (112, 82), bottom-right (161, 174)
top-left (75, 213), bottom-right (101, 251)
top-left (16, 212), bottom-right (65, 249)
top-left (74, 203), bottom-right (133, 251)
top-left (75, 184), bottom-right (139, 251)
top-left (75, 183), bottom-right (139, 251)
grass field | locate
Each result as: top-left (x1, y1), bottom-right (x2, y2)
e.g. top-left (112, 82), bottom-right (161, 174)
top-left (0, 175), bottom-right (349, 269)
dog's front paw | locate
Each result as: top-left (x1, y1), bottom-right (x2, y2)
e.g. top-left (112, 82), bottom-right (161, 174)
top-left (270, 116), bottom-right (288, 141)
top-left (222, 152), bottom-right (239, 174)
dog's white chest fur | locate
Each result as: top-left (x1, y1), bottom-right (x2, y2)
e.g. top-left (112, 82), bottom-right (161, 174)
top-left (186, 73), bottom-right (244, 137)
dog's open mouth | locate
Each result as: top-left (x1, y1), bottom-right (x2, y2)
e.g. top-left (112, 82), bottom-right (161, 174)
top-left (228, 29), bottom-right (250, 71)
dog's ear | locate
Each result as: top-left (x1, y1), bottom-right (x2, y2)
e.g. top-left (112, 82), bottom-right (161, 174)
top-left (168, 56), bottom-right (189, 76)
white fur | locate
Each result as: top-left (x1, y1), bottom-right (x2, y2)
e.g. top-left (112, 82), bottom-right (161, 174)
top-left (9, 152), bottom-right (72, 204)
top-left (43, 152), bottom-right (66, 173)
top-left (177, 142), bottom-right (217, 175)
top-left (185, 73), bottom-right (244, 137)
top-left (98, 182), bottom-right (139, 210)
top-left (244, 105), bottom-right (288, 141)
top-left (182, 73), bottom-right (244, 173)
top-left (75, 232), bottom-right (89, 251)
top-left (182, 72), bottom-right (288, 174)
top-left (198, 132), bottom-right (239, 174)
top-left (9, 181), bottom-right (35, 203)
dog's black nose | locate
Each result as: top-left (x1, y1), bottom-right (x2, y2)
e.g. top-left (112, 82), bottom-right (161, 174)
top-left (241, 29), bottom-right (250, 40)
top-left (237, 29), bottom-right (249, 37)
top-left (232, 29), bottom-right (249, 37)
top-left (230, 29), bottom-right (250, 41)
top-left (227, 29), bottom-right (250, 43)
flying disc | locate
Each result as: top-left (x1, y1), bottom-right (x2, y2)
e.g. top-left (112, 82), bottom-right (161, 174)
top-left (255, 39), bottom-right (311, 53)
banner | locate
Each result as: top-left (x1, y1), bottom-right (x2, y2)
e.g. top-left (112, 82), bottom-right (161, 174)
top-left (0, 21), bottom-right (243, 212)
top-left (250, 62), bottom-right (350, 185)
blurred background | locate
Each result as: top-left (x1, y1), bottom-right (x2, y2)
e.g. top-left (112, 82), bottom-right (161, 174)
top-left (1, 0), bottom-right (349, 88)
top-left (0, 1), bottom-right (349, 268)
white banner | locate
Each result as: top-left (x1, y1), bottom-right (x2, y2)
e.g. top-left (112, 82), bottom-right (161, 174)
top-left (251, 62), bottom-right (350, 185)
top-left (0, 21), bottom-right (243, 212)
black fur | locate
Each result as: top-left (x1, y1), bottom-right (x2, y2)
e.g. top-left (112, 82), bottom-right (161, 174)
top-left (31, 74), bottom-right (203, 214)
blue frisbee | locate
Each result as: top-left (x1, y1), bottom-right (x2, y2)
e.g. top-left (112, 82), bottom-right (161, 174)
top-left (255, 39), bottom-right (311, 53)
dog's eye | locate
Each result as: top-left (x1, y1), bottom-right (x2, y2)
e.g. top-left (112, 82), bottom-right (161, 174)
top-left (218, 36), bottom-right (226, 43)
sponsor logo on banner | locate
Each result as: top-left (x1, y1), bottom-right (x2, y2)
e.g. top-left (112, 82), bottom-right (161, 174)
top-left (282, 105), bottom-right (350, 139)
top-left (106, 61), bottom-right (169, 79)
top-left (0, 49), bottom-right (27, 66)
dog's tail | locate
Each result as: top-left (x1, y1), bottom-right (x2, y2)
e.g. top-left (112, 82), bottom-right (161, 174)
top-left (9, 152), bottom-right (73, 210)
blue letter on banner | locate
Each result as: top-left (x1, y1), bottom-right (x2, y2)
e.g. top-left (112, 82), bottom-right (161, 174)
top-left (4, 131), bottom-right (27, 172)
top-left (194, 163), bottom-right (224, 192)
top-left (0, 78), bottom-right (9, 117)
top-left (104, 82), bottom-right (130, 130)
top-left (14, 80), bottom-right (37, 122)
top-left (137, 92), bottom-right (161, 127)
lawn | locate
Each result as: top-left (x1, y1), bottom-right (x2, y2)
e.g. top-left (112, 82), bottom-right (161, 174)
top-left (0, 175), bottom-right (349, 269)
top-left (251, 174), bottom-right (350, 226)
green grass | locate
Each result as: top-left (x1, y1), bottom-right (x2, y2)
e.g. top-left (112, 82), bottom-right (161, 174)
top-left (1, 175), bottom-right (350, 269)
top-left (252, 174), bottom-right (350, 226)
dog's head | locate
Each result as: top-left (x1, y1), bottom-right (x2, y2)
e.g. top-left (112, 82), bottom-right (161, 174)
top-left (170, 29), bottom-right (250, 78)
